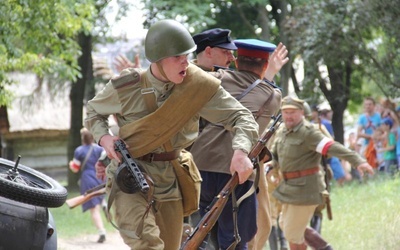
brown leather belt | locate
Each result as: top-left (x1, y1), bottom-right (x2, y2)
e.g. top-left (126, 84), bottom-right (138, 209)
top-left (282, 166), bottom-right (320, 180)
top-left (137, 150), bottom-right (180, 163)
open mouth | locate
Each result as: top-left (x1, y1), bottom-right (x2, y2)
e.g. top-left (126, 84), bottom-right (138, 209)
top-left (179, 70), bottom-right (186, 77)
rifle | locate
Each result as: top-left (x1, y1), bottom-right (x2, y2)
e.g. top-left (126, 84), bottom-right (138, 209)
top-left (181, 114), bottom-right (282, 250)
top-left (317, 112), bottom-right (333, 221)
top-left (65, 183), bottom-right (106, 209)
top-left (322, 155), bottom-right (333, 220)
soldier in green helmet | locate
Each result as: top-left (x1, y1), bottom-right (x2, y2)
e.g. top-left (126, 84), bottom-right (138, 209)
top-left (85, 19), bottom-right (259, 249)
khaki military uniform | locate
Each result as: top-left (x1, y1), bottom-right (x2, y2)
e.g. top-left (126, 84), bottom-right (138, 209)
top-left (269, 118), bottom-right (366, 243)
top-left (190, 69), bottom-right (281, 249)
top-left (191, 70), bottom-right (281, 175)
top-left (85, 63), bottom-right (259, 250)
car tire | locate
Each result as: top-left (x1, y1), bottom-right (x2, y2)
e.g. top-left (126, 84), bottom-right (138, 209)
top-left (0, 157), bottom-right (67, 208)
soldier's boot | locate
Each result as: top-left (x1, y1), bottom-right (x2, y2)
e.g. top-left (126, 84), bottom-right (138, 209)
top-left (289, 242), bottom-right (307, 250)
top-left (277, 225), bottom-right (288, 250)
top-left (268, 226), bottom-right (278, 250)
top-left (310, 214), bottom-right (323, 234)
top-left (304, 227), bottom-right (333, 250)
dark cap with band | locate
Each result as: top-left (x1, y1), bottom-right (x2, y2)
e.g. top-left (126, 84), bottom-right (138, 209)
top-left (193, 28), bottom-right (237, 54)
top-left (234, 39), bottom-right (276, 59)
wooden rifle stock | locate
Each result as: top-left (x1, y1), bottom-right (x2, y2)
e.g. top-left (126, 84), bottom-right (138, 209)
top-left (181, 173), bottom-right (239, 249)
top-left (325, 195), bottom-right (333, 220)
top-left (318, 113), bottom-right (333, 221)
top-left (323, 157), bottom-right (333, 220)
top-left (65, 183), bottom-right (106, 209)
top-left (181, 114), bottom-right (282, 249)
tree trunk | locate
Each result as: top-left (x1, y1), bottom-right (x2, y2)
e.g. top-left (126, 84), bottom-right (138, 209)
top-left (321, 64), bottom-right (351, 145)
top-left (67, 32), bottom-right (93, 191)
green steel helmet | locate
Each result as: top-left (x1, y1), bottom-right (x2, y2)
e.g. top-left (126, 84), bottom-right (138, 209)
top-left (303, 101), bottom-right (312, 119)
top-left (145, 19), bottom-right (197, 63)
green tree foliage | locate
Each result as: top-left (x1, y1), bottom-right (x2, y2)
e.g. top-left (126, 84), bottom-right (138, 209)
top-left (67, 0), bottom-right (132, 191)
top-left (284, 0), bottom-right (400, 142)
top-left (357, 0), bottom-right (400, 97)
top-left (142, 0), bottom-right (275, 39)
top-left (0, 0), bottom-right (96, 106)
top-left (140, 0), bottom-right (399, 143)
top-left (0, 0), bottom-right (133, 190)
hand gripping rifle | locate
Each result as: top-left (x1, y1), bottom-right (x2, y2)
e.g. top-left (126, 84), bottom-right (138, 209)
top-left (181, 114), bottom-right (282, 250)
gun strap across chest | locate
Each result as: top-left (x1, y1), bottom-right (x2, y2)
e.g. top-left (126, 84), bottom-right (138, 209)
top-left (109, 65), bottom-right (219, 240)
top-left (119, 64), bottom-right (220, 157)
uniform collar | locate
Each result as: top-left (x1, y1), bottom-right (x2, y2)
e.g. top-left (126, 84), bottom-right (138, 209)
top-left (146, 66), bottom-right (175, 95)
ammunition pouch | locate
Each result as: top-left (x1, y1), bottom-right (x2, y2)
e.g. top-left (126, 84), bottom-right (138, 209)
top-left (172, 149), bottom-right (202, 216)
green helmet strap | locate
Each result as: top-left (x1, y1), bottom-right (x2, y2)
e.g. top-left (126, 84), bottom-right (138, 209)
top-left (156, 62), bottom-right (169, 82)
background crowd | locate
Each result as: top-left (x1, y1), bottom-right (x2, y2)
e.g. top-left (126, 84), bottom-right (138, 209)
top-left (316, 96), bottom-right (400, 187)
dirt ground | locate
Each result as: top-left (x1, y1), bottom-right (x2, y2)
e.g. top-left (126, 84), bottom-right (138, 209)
top-left (57, 231), bottom-right (130, 250)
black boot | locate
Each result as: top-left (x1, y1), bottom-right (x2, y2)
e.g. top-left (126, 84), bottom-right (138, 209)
top-left (310, 214), bottom-right (323, 234)
top-left (268, 226), bottom-right (278, 250)
top-left (97, 234), bottom-right (106, 243)
top-left (304, 227), bottom-right (333, 250)
top-left (277, 225), bottom-right (288, 250)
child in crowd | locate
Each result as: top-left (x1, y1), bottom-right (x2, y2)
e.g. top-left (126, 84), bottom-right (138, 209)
top-left (372, 127), bottom-right (385, 171)
top-left (396, 106), bottom-right (400, 171)
top-left (378, 118), bottom-right (397, 175)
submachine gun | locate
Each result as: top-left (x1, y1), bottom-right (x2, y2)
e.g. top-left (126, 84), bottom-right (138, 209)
top-left (181, 114), bottom-right (282, 250)
top-left (114, 139), bottom-right (150, 194)
top-left (65, 140), bottom-right (150, 208)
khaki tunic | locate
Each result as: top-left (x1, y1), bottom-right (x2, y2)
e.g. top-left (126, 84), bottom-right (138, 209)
top-left (189, 69), bottom-right (281, 249)
top-left (190, 70), bottom-right (282, 176)
top-left (85, 63), bottom-right (259, 201)
top-left (270, 119), bottom-right (366, 205)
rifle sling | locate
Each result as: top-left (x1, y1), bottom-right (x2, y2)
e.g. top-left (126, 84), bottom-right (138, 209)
top-left (106, 173), bottom-right (155, 239)
top-left (235, 89), bottom-right (275, 204)
top-left (226, 88), bottom-right (275, 249)
top-left (236, 79), bottom-right (262, 101)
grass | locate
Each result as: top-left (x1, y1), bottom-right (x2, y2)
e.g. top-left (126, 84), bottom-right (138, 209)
top-left (320, 174), bottom-right (400, 250)
top-left (49, 191), bottom-right (117, 239)
top-left (51, 175), bottom-right (400, 248)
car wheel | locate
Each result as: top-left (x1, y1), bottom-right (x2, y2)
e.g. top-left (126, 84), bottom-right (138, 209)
top-left (0, 157), bottom-right (67, 208)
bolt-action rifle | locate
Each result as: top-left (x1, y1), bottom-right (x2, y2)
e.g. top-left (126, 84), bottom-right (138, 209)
top-left (181, 114), bottom-right (282, 250)
top-left (65, 183), bottom-right (106, 209)
top-left (317, 112), bottom-right (333, 221)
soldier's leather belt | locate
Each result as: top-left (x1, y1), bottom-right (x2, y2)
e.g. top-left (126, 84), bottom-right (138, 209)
top-left (283, 166), bottom-right (320, 180)
top-left (137, 150), bottom-right (180, 163)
